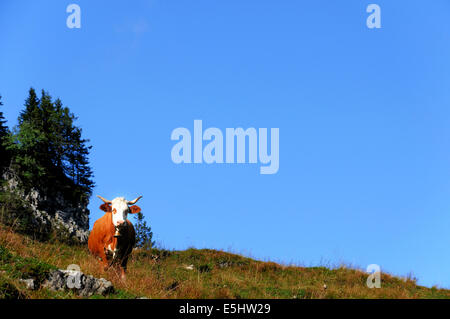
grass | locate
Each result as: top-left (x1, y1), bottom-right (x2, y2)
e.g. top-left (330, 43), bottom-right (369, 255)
top-left (0, 224), bottom-right (449, 299)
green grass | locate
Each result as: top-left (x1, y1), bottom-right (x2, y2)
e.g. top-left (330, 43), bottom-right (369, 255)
top-left (0, 224), bottom-right (449, 299)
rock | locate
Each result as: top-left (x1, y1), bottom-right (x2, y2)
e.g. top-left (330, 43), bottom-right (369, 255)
top-left (42, 270), bottom-right (68, 292)
top-left (218, 262), bottom-right (231, 268)
top-left (42, 269), bottom-right (114, 297)
top-left (1, 169), bottom-right (90, 243)
top-left (19, 279), bottom-right (36, 290)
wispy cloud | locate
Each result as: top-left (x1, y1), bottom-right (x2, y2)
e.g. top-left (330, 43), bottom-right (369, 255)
top-left (132, 19), bottom-right (150, 35)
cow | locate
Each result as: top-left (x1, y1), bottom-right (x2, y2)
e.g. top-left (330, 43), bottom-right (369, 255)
top-left (88, 195), bottom-right (143, 279)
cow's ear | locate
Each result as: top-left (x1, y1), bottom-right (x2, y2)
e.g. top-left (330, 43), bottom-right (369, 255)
top-left (129, 205), bottom-right (141, 214)
top-left (100, 203), bottom-right (112, 213)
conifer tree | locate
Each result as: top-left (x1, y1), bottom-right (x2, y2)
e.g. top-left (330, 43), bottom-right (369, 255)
top-left (18, 88), bottom-right (39, 126)
top-left (0, 95), bottom-right (10, 170)
top-left (134, 212), bottom-right (155, 249)
top-left (0, 95), bottom-right (7, 139)
top-left (7, 88), bottom-right (94, 201)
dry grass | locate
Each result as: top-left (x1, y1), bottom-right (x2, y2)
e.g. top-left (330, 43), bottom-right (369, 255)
top-left (0, 224), bottom-right (449, 299)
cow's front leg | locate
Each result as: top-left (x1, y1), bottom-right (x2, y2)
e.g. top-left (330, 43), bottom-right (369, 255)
top-left (119, 267), bottom-right (127, 280)
top-left (119, 255), bottom-right (130, 280)
top-left (97, 248), bottom-right (110, 272)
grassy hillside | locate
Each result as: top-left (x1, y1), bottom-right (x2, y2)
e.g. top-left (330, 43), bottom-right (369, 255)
top-left (0, 224), bottom-right (449, 299)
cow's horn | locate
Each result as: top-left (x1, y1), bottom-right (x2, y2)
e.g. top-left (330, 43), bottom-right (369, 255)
top-left (97, 195), bottom-right (112, 204)
top-left (128, 196), bottom-right (143, 205)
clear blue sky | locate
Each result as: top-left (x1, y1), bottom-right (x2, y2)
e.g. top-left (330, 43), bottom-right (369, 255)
top-left (1, 0), bottom-right (450, 288)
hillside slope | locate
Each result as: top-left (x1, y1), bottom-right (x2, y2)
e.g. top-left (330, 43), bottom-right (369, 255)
top-left (0, 225), bottom-right (449, 299)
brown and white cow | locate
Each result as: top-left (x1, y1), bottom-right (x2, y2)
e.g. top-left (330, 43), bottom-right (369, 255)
top-left (88, 195), bottom-right (143, 279)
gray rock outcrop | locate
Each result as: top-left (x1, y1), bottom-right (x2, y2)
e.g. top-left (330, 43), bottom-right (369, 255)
top-left (42, 269), bottom-right (114, 297)
top-left (1, 169), bottom-right (90, 243)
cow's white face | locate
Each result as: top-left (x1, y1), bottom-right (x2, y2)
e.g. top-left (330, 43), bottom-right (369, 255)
top-left (98, 195), bottom-right (142, 229)
top-left (111, 197), bottom-right (131, 227)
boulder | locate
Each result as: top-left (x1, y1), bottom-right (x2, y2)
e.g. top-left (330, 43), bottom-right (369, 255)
top-left (42, 269), bottom-right (114, 297)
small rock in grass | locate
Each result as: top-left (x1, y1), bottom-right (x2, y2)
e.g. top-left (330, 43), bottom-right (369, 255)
top-left (19, 279), bottom-right (36, 290)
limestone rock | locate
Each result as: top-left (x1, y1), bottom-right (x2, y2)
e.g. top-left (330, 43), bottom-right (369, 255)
top-left (19, 278), bottom-right (36, 290)
top-left (1, 169), bottom-right (90, 243)
top-left (42, 269), bottom-right (114, 297)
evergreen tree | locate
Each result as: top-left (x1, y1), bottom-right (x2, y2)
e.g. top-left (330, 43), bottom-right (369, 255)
top-left (18, 88), bottom-right (40, 126)
top-left (0, 95), bottom-right (10, 170)
top-left (6, 88), bottom-right (94, 202)
top-left (0, 95), bottom-right (7, 139)
top-left (66, 125), bottom-right (94, 202)
top-left (7, 89), bottom-right (49, 185)
top-left (134, 212), bottom-right (155, 249)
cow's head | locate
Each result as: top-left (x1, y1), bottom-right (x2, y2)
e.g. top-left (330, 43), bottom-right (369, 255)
top-left (97, 195), bottom-right (143, 231)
